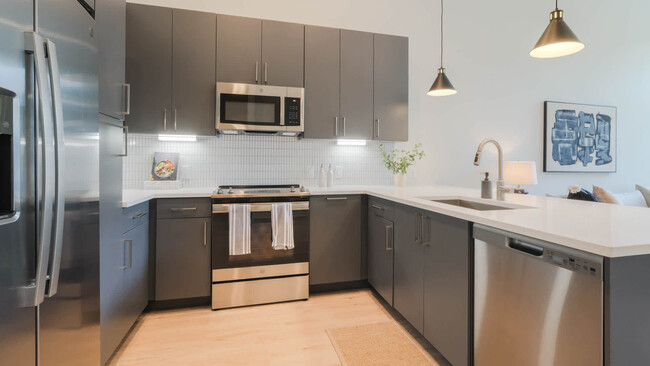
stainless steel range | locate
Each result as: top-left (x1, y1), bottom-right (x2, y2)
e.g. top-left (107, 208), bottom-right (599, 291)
top-left (211, 185), bottom-right (310, 310)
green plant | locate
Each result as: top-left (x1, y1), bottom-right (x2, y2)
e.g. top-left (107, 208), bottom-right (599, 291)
top-left (379, 143), bottom-right (425, 175)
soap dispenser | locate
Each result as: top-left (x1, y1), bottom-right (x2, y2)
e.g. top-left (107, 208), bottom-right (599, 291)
top-left (481, 172), bottom-right (493, 199)
top-left (319, 164), bottom-right (326, 187)
top-left (327, 164), bottom-right (334, 187)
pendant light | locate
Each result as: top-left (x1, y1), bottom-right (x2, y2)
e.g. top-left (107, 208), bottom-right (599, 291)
top-left (427, 0), bottom-right (457, 96)
top-left (530, 0), bottom-right (584, 58)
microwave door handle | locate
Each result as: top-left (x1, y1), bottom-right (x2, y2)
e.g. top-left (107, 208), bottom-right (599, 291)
top-left (26, 32), bottom-right (55, 306)
top-left (44, 38), bottom-right (66, 298)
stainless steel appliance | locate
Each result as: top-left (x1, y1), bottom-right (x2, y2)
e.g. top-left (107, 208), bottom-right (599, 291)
top-left (211, 185), bottom-right (310, 309)
top-left (0, 1), bottom-right (99, 365)
top-left (473, 224), bottom-right (603, 366)
top-left (216, 82), bottom-right (304, 136)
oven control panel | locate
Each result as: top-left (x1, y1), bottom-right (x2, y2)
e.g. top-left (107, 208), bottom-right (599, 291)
top-left (284, 97), bottom-right (301, 126)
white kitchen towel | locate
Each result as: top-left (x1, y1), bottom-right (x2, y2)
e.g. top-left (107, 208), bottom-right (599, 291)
top-left (229, 204), bottom-right (251, 255)
top-left (271, 202), bottom-right (294, 250)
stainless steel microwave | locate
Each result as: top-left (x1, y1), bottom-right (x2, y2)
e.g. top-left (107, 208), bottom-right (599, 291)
top-left (216, 82), bottom-right (304, 136)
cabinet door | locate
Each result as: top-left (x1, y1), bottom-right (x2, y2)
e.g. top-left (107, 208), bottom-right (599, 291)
top-left (393, 205), bottom-right (424, 332)
top-left (216, 15), bottom-right (261, 84)
top-left (423, 214), bottom-right (470, 366)
top-left (261, 20), bottom-right (304, 87)
top-left (172, 9), bottom-right (216, 135)
top-left (339, 30), bottom-right (374, 140)
top-left (124, 222), bottom-right (149, 325)
top-left (156, 217), bottom-right (211, 300)
top-left (97, 0), bottom-right (126, 120)
top-left (368, 213), bottom-right (394, 305)
top-left (125, 4), bottom-right (172, 133)
top-left (374, 34), bottom-right (408, 141)
top-left (304, 25), bottom-right (340, 139)
top-left (309, 196), bottom-right (362, 285)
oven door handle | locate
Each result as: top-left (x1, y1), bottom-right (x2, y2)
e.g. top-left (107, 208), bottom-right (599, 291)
top-left (212, 202), bottom-right (310, 214)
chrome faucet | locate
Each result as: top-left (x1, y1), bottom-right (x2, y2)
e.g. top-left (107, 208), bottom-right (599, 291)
top-left (474, 139), bottom-right (506, 201)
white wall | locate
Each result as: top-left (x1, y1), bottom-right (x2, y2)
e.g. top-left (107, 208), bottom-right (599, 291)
top-left (128, 0), bottom-right (650, 195)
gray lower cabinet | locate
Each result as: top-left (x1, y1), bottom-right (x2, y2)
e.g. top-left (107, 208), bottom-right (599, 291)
top-left (423, 214), bottom-right (470, 366)
top-left (126, 4), bottom-right (216, 135)
top-left (217, 15), bottom-right (304, 87)
top-left (368, 201), bottom-right (394, 305)
top-left (101, 202), bottom-right (149, 365)
top-left (125, 4), bottom-right (172, 134)
top-left (393, 205), bottom-right (425, 333)
top-left (310, 195), bottom-right (362, 285)
top-left (339, 30), bottom-right (374, 140)
top-left (304, 25), bottom-right (340, 139)
top-left (97, 0), bottom-right (126, 120)
top-left (155, 199), bottom-right (211, 300)
top-left (373, 34), bottom-right (408, 141)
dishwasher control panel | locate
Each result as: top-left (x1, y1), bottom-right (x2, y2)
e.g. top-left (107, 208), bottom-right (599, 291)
top-left (545, 249), bottom-right (602, 279)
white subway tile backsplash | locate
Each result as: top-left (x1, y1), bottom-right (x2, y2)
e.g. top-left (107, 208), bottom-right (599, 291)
top-left (123, 134), bottom-right (394, 189)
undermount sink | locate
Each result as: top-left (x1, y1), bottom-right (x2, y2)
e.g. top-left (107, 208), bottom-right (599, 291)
top-left (424, 197), bottom-right (530, 211)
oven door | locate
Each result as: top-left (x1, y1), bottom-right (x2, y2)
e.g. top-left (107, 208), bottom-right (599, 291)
top-left (216, 82), bottom-right (287, 132)
top-left (212, 201), bottom-right (310, 270)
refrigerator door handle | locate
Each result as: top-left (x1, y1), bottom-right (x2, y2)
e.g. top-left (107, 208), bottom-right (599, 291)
top-left (25, 31), bottom-right (55, 306)
top-left (44, 38), bottom-right (66, 298)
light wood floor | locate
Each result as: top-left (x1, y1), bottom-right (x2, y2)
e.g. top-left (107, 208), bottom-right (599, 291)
top-left (108, 289), bottom-right (444, 366)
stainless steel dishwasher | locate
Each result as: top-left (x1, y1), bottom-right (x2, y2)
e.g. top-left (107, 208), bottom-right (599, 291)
top-left (473, 224), bottom-right (603, 366)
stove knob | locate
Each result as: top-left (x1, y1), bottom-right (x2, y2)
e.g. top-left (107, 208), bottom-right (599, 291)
top-left (290, 186), bottom-right (296, 193)
top-left (217, 188), bottom-right (223, 195)
top-left (300, 186), bottom-right (306, 192)
top-left (228, 187), bottom-right (234, 194)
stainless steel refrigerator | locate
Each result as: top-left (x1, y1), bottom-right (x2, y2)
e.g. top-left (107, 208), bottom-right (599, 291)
top-left (0, 0), bottom-right (100, 365)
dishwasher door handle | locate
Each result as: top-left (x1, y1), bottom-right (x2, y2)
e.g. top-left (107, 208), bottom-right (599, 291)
top-left (508, 240), bottom-right (544, 257)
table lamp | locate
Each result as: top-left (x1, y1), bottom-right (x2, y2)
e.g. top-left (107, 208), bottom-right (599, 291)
top-left (504, 161), bottom-right (538, 194)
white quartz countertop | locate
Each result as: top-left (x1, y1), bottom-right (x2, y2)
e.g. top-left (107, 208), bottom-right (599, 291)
top-left (123, 185), bottom-right (650, 258)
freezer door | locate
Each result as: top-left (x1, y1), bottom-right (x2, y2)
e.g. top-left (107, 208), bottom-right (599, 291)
top-left (36, 1), bottom-right (100, 366)
top-left (0, 1), bottom-right (37, 366)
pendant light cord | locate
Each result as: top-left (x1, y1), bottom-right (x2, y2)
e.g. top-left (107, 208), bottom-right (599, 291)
top-left (440, 0), bottom-right (444, 67)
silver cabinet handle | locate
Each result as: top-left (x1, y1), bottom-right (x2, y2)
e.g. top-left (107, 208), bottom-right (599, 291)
top-left (44, 38), bottom-right (66, 298)
top-left (342, 117), bottom-right (346, 136)
top-left (375, 118), bottom-right (380, 139)
top-left (27, 31), bottom-right (55, 307)
top-left (163, 109), bottom-right (167, 130)
top-left (122, 240), bottom-right (133, 269)
top-left (335, 117), bottom-right (339, 136)
top-left (203, 222), bottom-right (207, 247)
top-left (264, 62), bottom-right (268, 84)
top-left (174, 109), bottom-right (177, 130)
top-left (371, 204), bottom-right (384, 211)
top-left (118, 125), bottom-right (128, 157)
top-left (420, 215), bottom-right (430, 246)
top-left (170, 207), bottom-right (197, 212)
top-left (326, 197), bottom-right (348, 201)
top-left (414, 213), bottom-right (421, 244)
top-left (385, 225), bottom-right (393, 251)
top-left (123, 83), bottom-right (131, 115)
top-left (255, 61), bottom-right (259, 83)
top-left (131, 212), bottom-right (147, 220)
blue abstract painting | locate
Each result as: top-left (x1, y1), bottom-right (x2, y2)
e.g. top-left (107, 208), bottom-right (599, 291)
top-left (544, 102), bottom-right (616, 172)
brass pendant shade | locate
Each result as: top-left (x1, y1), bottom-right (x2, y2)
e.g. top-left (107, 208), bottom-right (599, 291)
top-left (530, 8), bottom-right (584, 58)
top-left (427, 68), bottom-right (457, 96)
top-left (428, 0), bottom-right (457, 96)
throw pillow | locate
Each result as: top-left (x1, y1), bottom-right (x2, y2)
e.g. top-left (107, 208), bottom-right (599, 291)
top-left (593, 185), bottom-right (648, 207)
top-left (636, 185), bottom-right (650, 206)
top-left (566, 186), bottom-right (598, 202)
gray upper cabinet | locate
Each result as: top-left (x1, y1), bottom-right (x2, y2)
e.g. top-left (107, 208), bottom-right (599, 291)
top-left (423, 213), bottom-right (470, 366)
top-left (126, 5), bottom-right (216, 135)
top-left (261, 20), bottom-right (304, 87)
top-left (310, 196), bottom-right (362, 285)
top-left (172, 9), bottom-right (216, 135)
top-left (97, 0), bottom-right (127, 120)
top-left (304, 25), bottom-right (340, 139)
top-left (216, 15), bottom-right (262, 85)
top-left (339, 30), bottom-right (374, 140)
top-left (368, 202), bottom-right (394, 305)
top-left (374, 34), bottom-right (408, 141)
top-left (125, 4), bottom-right (172, 134)
top-left (393, 205), bottom-right (424, 333)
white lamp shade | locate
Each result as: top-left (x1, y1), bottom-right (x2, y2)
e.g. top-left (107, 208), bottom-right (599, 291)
top-left (504, 161), bottom-right (538, 186)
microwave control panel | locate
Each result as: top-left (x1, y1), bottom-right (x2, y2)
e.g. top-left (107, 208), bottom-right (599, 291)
top-left (284, 97), bottom-right (301, 126)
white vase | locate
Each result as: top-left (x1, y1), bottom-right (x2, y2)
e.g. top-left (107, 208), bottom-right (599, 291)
top-left (394, 173), bottom-right (406, 187)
